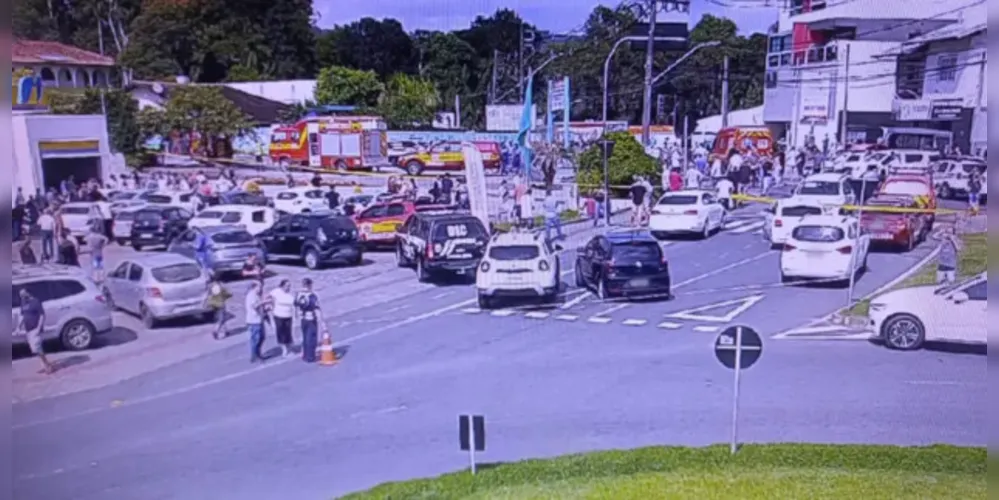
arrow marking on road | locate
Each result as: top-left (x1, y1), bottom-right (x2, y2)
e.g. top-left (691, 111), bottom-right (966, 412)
top-left (587, 317), bottom-right (612, 324)
top-left (555, 314), bottom-right (578, 321)
top-left (560, 289), bottom-right (591, 309)
top-left (462, 308), bottom-right (481, 314)
top-left (665, 295), bottom-right (765, 323)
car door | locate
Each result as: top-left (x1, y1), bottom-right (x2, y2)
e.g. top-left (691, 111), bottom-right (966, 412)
top-left (124, 263), bottom-right (147, 313)
top-left (104, 261), bottom-right (130, 306)
top-left (847, 222), bottom-right (868, 269)
top-left (249, 209), bottom-right (269, 235)
top-left (931, 279), bottom-right (987, 343)
top-left (261, 218), bottom-right (290, 256)
top-left (702, 193), bottom-right (722, 228)
top-left (285, 216), bottom-right (310, 256)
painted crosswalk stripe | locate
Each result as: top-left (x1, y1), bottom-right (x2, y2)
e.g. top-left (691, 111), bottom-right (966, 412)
top-left (491, 309), bottom-right (517, 317)
top-left (555, 314), bottom-right (578, 321)
top-left (694, 325), bottom-right (721, 332)
top-left (525, 311), bottom-right (550, 319)
top-left (727, 221), bottom-right (765, 234)
top-left (657, 322), bottom-right (683, 329)
top-left (587, 316), bottom-right (612, 324)
top-left (622, 319), bottom-right (647, 326)
top-left (462, 308), bottom-right (481, 314)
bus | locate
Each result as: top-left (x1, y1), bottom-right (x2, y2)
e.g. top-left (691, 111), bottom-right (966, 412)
top-left (881, 127), bottom-right (952, 152)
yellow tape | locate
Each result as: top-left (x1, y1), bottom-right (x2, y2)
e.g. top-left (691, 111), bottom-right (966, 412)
top-left (158, 152), bottom-right (443, 180)
top-left (730, 193), bottom-right (960, 215)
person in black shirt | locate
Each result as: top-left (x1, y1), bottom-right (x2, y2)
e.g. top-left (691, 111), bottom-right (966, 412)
top-left (19, 236), bottom-right (38, 264)
top-left (325, 186), bottom-right (340, 211)
top-left (13, 203), bottom-right (24, 241)
top-left (310, 173), bottom-right (323, 188)
top-left (57, 229), bottom-right (80, 266)
top-left (440, 174), bottom-right (454, 204)
top-left (629, 178), bottom-right (648, 226)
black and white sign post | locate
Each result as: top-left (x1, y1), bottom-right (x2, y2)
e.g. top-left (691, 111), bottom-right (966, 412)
top-left (458, 414), bottom-right (486, 474)
top-left (713, 325), bottom-right (763, 455)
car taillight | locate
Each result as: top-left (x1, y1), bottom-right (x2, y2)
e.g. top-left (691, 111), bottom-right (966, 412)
top-left (538, 260), bottom-right (550, 271)
top-left (426, 244), bottom-right (434, 258)
top-left (683, 210), bottom-right (698, 215)
top-left (147, 287), bottom-right (163, 298)
top-left (783, 243), bottom-right (796, 251)
top-left (837, 246), bottom-right (853, 254)
top-left (774, 219), bottom-right (783, 227)
top-left (479, 261), bottom-right (490, 272)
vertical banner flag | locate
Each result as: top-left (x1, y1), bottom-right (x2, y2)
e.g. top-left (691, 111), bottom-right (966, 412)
top-left (517, 73), bottom-right (535, 181)
top-left (562, 77), bottom-right (570, 149)
top-left (461, 142), bottom-right (490, 231)
top-left (546, 79), bottom-right (555, 143)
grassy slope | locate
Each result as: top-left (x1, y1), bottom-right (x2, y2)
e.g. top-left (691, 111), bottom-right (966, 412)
top-left (846, 232), bottom-right (987, 317)
top-left (341, 444), bottom-right (985, 500)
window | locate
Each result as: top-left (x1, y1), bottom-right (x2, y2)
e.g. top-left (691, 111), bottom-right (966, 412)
top-left (797, 181), bottom-right (841, 196)
top-left (765, 71), bottom-right (778, 89)
top-left (135, 210), bottom-right (163, 222)
top-left (127, 265), bottom-right (144, 281)
top-left (143, 194), bottom-right (172, 204)
top-left (220, 212), bottom-right (242, 224)
top-left (111, 263), bottom-right (130, 279)
top-left (359, 205), bottom-right (388, 219)
top-left (937, 55), bottom-right (958, 81)
top-left (22, 281), bottom-right (53, 302)
top-left (251, 211), bottom-right (266, 223)
top-left (115, 211), bottom-right (136, 222)
top-left (196, 211), bottom-right (224, 220)
top-left (177, 208), bottom-right (193, 219)
top-left (152, 264), bottom-right (202, 283)
top-left (211, 230), bottom-right (254, 244)
top-left (964, 281), bottom-right (987, 300)
top-left (489, 245), bottom-right (541, 260)
top-left (882, 181), bottom-right (929, 196)
top-left (305, 190), bottom-right (324, 199)
top-left (386, 204), bottom-right (406, 217)
top-left (904, 154), bottom-right (925, 164)
top-left (781, 205), bottom-right (823, 217)
top-left (48, 280), bottom-right (86, 300)
top-left (276, 192), bottom-right (299, 200)
top-left (702, 194), bottom-right (716, 204)
top-left (792, 225), bottom-right (845, 242)
top-left (179, 194), bottom-right (192, 202)
top-left (658, 195), bottom-right (699, 205)
top-left (60, 206), bottom-right (91, 215)
top-left (611, 242), bottom-right (662, 262)
top-left (289, 217), bottom-right (308, 232)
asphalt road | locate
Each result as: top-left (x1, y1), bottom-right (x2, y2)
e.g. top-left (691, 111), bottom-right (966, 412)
top-left (12, 198), bottom-right (986, 500)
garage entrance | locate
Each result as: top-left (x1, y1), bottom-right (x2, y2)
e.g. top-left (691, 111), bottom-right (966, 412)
top-left (41, 157), bottom-right (102, 191)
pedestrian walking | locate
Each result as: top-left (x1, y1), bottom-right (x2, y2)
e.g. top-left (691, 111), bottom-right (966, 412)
top-left (592, 189), bottom-right (606, 227)
top-left (245, 281), bottom-right (270, 363)
top-left (16, 288), bottom-right (55, 374)
top-left (85, 227), bottom-right (108, 281)
top-left (205, 278), bottom-right (232, 340)
top-left (542, 190), bottom-right (564, 242)
top-left (628, 177), bottom-right (648, 226)
top-left (57, 228), bottom-right (80, 266)
top-left (967, 171), bottom-right (982, 215)
top-left (295, 278), bottom-right (325, 363)
top-left (935, 226), bottom-right (962, 284)
top-left (241, 253), bottom-right (266, 286)
top-left (37, 208), bottom-right (56, 262)
top-left (18, 235), bottom-right (38, 264)
top-left (269, 279), bottom-right (296, 357)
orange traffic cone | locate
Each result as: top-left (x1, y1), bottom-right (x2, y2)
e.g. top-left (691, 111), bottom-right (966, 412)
top-left (318, 331), bottom-right (337, 366)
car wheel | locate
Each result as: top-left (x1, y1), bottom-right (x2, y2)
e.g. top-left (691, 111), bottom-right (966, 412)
top-left (882, 313), bottom-right (925, 350)
top-left (304, 249), bottom-right (321, 270)
top-left (335, 160), bottom-right (348, 172)
top-left (278, 158), bottom-right (290, 172)
top-left (406, 161), bottom-right (423, 176)
top-left (780, 273), bottom-right (792, 284)
top-left (597, 277), bottom-right (609, 300)
top-left (116, 238), bottom-right (127, 246)
top-left (477, 293), bottom-right (492, 310)
top-left (700, 220), bottom-right (711, 239)
top-left (61, 319), bottom-right (95, 351)
top-left (140, 303), bottom-right (158, 329)
top-left (396, 244), bottom-right (408, 267)
top-left (132, 243), bottom-right (143, 251)
top-left (574, 261), bottom-right (586, 288)
top-left (416, 258), bottom-right (430, 282)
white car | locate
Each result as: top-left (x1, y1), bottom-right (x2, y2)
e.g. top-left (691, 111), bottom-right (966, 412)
top-left (272, 187), bottom-right (328, 214)
top-left (111, 205), bottom-right (146, 245)
top-left (140, 191), bottom-right (201, 213)
top-left (648, 190), bottom-right (725, 239)
top-left (793, 172), bottom-right (856, 213)
top-left (779, 214), bottom-right (869, 285)
top-left (475, 231), bottom-right (562, 309)
top-left (892, 149), bottom-right (941, 170)
top-left (932, 157), bottom-right (986, 199)
top-left (761, 197), bottom-right (825, 247)
top-left (868, 273), bottom-right (986, 350)
top-left (188, 205), bottom-right (281, 235)
top-left (58, 202), bottom-right (108, 240)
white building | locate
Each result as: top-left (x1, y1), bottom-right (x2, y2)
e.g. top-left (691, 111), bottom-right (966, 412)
top-left (695, 106), bottom-right (764, 133)
top-left (762, 0), bottom-right (970, 150)
top-left (224, 80), bottom-right (317, 105)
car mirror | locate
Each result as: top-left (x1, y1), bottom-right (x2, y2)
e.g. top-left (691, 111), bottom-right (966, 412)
top-left (553, 244), bottom-right (564, 252)
top-left (951, 291), bottom-right (969, 304)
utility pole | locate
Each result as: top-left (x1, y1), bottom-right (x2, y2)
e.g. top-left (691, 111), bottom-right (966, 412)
top-left (455, 94), bottom-right (461, 129)
top-left (490, 49), bottom-right (500, 104)
top-left (840, 45), bottom-right (851, 145)
top-left (518, 22), bottom-right (525, 103)
top-left (640, 0), bottom-right (659, 146)
top-left (720, 55), bottom-right (730, 128)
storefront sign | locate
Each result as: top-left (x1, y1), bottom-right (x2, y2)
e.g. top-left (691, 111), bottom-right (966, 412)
top-left (930, 98), bottom-right (963, 120)
top-left (892, 99), bottom-right (931, 121)
top-left (39, 140), bottom-right (100, 159)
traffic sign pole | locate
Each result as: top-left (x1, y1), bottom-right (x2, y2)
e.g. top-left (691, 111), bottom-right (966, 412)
top-left (730, 326), bottom-right (743, 455)
top-left (713, 325), bottom-right (762, 456)
top-left (468, 420), bottom-right (477, 474)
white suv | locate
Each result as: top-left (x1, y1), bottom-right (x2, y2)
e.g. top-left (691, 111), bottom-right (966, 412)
top-left (475, 231), bottom-right (562, 309)
top-left (932, 157), bottom-right (986, 199)
top-left (13, 264), bottom-right (114, 351)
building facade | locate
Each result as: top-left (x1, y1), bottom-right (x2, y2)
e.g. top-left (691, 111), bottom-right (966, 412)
top-left (12, 39), bottom-right (118, 104)
top-left (762, 0), bottom-right (971, 150)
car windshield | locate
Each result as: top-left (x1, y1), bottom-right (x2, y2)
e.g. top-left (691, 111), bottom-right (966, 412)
top-left (135, 210), bottom-right (163, 221)
top-left (792, 225), bottom-right (845, 242)
top-left (658, 195), bottom-right (698, 205)
top-left (611, 242), bottom-right (661, 261)
top-left (797, 181), bottom-right (840, 196)
top-left (349, 196), bottom-right (373, 205)
top-left (144, 194), bottom-right (172, 204)
top-left (962, 163), bottom-right (985, 174)
top-left (115, 211), bottom-right (136, 221)
top-left (151, 263), bottom-right (202, 283)
top-left (276, 192), bottom-right (298, 200)
top-left (882, 181), bottom-right (928, 196)
top-left (432, 220), bottom-right (487, 240)
top-left (60, 206), bottom-right (91, 215)
top-left (211, 231), bottom-right (254, 244)
top-left (489, 245), bottom-right (540, 260)
top-left (196, 211), bottom-right (224, 219)
top-left (781, 205), bottom-right (823, 217)
top-left (321, 216), bottom-right (357, 231)
top-left (110, 192), bottom-right (136, 201)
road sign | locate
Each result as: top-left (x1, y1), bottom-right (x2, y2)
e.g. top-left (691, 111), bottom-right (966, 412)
top-left (714, 325), bottom-right (763, 369)
top-left (549, 79), bottom-right (567, 112)
top-left (459, 414), bottom-right (486, 474)
top-left (713, 325), bottom-right (762, 455)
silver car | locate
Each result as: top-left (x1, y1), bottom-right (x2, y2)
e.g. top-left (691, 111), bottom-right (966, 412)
top-left (102, 253), bottom-right (211, 329)
top-left (167, 225), bottom-right (266, 278)
top-left (12, 264), bottom-right (114, 351)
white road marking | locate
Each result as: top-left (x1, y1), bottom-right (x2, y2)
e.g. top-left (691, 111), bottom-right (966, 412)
top-left (524, 311), bottom-right (550, 319)
top-left (780, 325), bottom-right (855, 335)
top-left (385, 304), bottom-right (410, 313)
top-left (694, 326), bottom-right (721, 332)
top-left (657, 322), bottom-right (683, 329)
top-left (555, 314), bottom-right (578, 321)
top-left (905, 380), bottom-right (981, 387)
top-left (772, 332), bottom-right (871, 341)
top-left (593, 303), bottom-right (629, 317)
top-left (728, 221), bottom-right (765, 234)
top-left (491, 309), bottom-right (517, 317)
top-left (461, 308), bottom-right (482, 314)
top-left (432, 291), bottom-right (454, 299)
top-left (622, 319), bottom-right (647, 326)
top-left (587, 316), bottom-right (612, 324)
top-left (560, 289), bottom-right (592, 309)
top-left (665, 295), bottom-right (765, 323)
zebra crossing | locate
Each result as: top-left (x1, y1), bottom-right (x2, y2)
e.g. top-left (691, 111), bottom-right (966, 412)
top-left (720, 218), bottom-right (766, 234)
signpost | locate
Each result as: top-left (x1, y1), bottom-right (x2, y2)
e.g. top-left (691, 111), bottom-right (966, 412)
top-left (713, 325), bottom-right (763, 454)
top-left (458, 414), bottom-right (486, 474)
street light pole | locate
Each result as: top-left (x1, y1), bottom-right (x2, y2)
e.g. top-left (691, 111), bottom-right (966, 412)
top-left (650, 40), bottom-right (722, 86)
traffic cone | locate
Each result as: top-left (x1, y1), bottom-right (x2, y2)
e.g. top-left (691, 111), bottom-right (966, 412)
top-left (318, 332), bottom-right (337, 366)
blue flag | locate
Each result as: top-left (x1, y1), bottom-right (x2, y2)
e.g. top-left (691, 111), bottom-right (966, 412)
top-left (517, 73), bottom-right (534, 180)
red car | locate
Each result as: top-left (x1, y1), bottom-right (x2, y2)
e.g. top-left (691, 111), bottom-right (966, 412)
top-left (859, 194), bottom-right (930, 251)
top-left (353, 200), bottom-right (447, 246)
top-left (472, 141), bottom-right (502, 170)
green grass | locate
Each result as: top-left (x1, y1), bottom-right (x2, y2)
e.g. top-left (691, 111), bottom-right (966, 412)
top-left (845, 232), bottom-right (987, 317)
top-left (340, 444), bottom-right (985, 500)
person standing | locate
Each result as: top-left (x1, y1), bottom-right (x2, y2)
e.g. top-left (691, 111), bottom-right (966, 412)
top-left (13, 200), bottom-right (25, 242)
top-left (592, 189), bottom-right (606, 227)
top-left (85, 227), bottom-right (108, 280)
top-left (716, 176), bottom-right (735, 212)
top-left (542, 190), bottom-right (564, 242)
top-left (684, 166), bottom-right (703, 190)
top-left (325, 185), bottom-right (340, 211)
top-left (269, 279), bottom-right (296, 357)
top-left (18, 235), bottom-right (38, 264)
top-left (519, 185), bottom-right (534, 229)
top-left (967, 171), bottom-right (982, 215)
top-left (935, 226), bottom-right (962, 284)
top-left (628, 177), bottom-right (648, 226)
top-left (57, 229), bottom-right (80, 266)
top-left (37, 208), bottom-right (56, 262)
top-left (16, 289), bottom-right (55, 374)
top-left (295, 278), bottom-right (325, 363)
top-left (205, 277), bottom-right (232, 340)
top-left (245, 281), bottom-right (271, 363)
top-left (241, 253), bottom-right (266, 286)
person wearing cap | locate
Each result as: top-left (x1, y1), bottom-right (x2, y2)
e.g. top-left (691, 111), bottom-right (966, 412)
top-left (295, 278), bottom-right (325, 363)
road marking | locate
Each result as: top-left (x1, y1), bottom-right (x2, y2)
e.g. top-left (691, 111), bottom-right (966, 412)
top-left (555, 314), bottom-right (578, 321)
top-left (665, 295), bottom-right (765, 323)
top-left (385, 304), bottom-right (410, 313)
top-left (657, 322), bottom-right (683, 329)
top-left (694, 325), bottom-right (721, 333)
top-left (524, 311), bottom-right (550, 319)
top-left (431, 291), bottom-right (454, 299)
top-left (671, 251), bottom-right (773, 289)
top-left (779, 325), bottom-right (855, 335)
top-left (587, 316), bottom-right (612, 324)
top-left (594, 304), bottom-right (629, 317)
top-left (772, 332), bottom-right (871, 341)
top-left (560, 289), bottom-right (592, 309)
top-left (491, 309), bottom-right (517, 317)
top-left (622, 319), bottom-right (647, 326)
top-left (728, 221), bottom-right (765, 234)
top-left (461, 308), bottom-right (481, 314)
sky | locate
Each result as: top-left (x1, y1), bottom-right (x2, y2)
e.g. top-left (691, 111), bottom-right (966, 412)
top-left (314, 0), bottom-right (780, 36)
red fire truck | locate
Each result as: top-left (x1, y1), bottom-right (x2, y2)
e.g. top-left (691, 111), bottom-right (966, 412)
top-left (268, 116), bottom-right (391, 171)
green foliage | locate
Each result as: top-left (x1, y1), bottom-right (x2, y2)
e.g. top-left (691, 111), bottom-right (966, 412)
top-left (316, 18), bottom-right (416, 79)
top-left (577, 131), bottom-right (658, 191)
top-left (225, 63), bottom-right (266, 82)
top-left (343, 444), bottom-right (985, 499)
top-left (377, 74), bottom-right (439, 128)
top-left (46, 88), bottom-right (142, 155)
top-left (314, 66), bottom-right (384, 108)
top-left (137, 86), bottom-right (252, 156)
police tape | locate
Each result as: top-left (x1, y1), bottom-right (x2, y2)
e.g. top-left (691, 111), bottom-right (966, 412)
top-left (156, 152), bottom-right (447, 181)
top-left (729, 193), bottom-right (962, 215)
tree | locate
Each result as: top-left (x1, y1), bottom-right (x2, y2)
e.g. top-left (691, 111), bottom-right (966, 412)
top-left (378, 74), bottom-right (439, 128)
top-left (314, 66), bottom-right (384, 108)
top-left (576, 131), bottom-right (658, 192)
top-left (150, 86), bottom-right (253, 156)
top-left (316, 18), bottom-right (416, 79)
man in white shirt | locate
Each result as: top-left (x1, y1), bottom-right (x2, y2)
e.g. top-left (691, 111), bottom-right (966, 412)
top-left (245, 281), bottom-right (270, 363)
top-left (269, 280), bottom-right (296, 357)
top-left (716, 176), bottom-right (735, 211)
top-left (684, 167), bottom-right (703, 189)
top-left (36, 208), bottom-right (57, 262)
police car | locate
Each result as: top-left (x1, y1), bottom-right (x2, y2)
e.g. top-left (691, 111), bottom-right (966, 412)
top-left (395, 210), bottom-right (489, 282)
top-left (475, 231), bottom-right (562, 309)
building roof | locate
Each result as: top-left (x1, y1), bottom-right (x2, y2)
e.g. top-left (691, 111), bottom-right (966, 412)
top-left (131, 81), bottom-right (291, 125)
top-left (13, 39), bottom-right (115, 67)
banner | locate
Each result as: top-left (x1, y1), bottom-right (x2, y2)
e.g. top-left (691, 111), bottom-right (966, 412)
top-left (462, 142), bottom-right (490, 231)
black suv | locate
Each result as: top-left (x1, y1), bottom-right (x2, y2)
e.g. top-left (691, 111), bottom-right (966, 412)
top-left (257, 212), bottom-right (362, 269)
top-left (574, 229), bottom-right (672, 300)
top-left (396, 211), bottom-right (489, 282)
top-left (130, 205), bottom-right (193, 251)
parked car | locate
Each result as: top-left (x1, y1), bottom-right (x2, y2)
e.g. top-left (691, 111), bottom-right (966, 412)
top-left (187, 205), bottom-right (281, 235)
top-left (475, 231), bottom-right (562, 308)
top-left (102, 253), bottom-right (211, 329)
top-left (932, 156), bottom-right (987, 200)
top-left (140, 191), bottom-right (202, 213)
top-left (869, 273), bottom-right (986, 350)
top-left (168, 225), bottom-right (265, 279)
top-left (206, 190), bottom-right (273, 207)
top-left (130, 205), bottom-right (193, 251)
top-left (355, 200), bottom-right (449, 247)
top-left (573, 229), bottom-right (672, 300)
top-left (58, 202), bottom-right (104, 241)
top-left (12, 264), bottom-right (113, 351)
top-left (793, 172), bottom-right (857, 212)
top-left (112, 205), bottom-right (146, 245)
top-left (258, 212), bottom-right (362, 269)
top-left (271, 187), bottom-right (328, 214)
top-left (396, 210), bottom-right (489, 282)
top-left (779, 215), bottom-right (869, 285)
top-left (762, 198), bottom-right (825, 247)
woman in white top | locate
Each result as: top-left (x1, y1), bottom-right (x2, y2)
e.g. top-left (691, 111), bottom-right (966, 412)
top-left (269, 279), bottom-right (296, 356)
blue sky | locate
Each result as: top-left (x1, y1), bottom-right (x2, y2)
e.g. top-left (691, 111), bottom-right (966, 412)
top-left (315, 0), bottom-right (779, 36)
